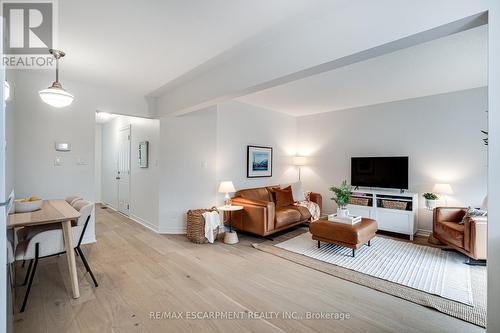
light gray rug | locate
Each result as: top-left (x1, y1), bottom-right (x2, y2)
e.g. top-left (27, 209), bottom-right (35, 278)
top-left (275, 233), bottom-right (473, 305)
top-left (253, 230), bottom-right (486, 327)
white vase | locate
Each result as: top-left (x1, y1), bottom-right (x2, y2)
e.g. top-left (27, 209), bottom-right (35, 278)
top-left (337, 207), bottom-right (349, 217)
top-left (425, 199), bottom-right (437, 211)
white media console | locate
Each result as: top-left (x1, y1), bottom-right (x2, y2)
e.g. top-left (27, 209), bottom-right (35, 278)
top-left (347, 189), bottom-right (418, 240)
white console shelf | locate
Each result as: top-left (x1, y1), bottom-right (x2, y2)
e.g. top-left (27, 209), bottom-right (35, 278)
top-left (347, 189), bottom-right (418, 240)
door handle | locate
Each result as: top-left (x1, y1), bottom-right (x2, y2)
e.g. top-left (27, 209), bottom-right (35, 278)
top-left (116, 177), bottom-right (121, 180)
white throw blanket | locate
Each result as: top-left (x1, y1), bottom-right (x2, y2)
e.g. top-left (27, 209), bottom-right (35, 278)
top-left (202, 211), bottom-right (220, 243)
top-left (296, 200), bottom-right (321, 221)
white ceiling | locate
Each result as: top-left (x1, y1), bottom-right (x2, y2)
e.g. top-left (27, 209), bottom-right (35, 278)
top-left (57, 0), bottom-right (319, 95)
top-left (236, 25), bottom-right (487, 116)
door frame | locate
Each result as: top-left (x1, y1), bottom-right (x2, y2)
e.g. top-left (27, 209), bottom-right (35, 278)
top-left (117, 125), bottom-right (131, 216)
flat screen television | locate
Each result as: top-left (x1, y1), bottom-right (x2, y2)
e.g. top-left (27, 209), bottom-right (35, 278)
top-left (351, 156), bottom-right (409, 190)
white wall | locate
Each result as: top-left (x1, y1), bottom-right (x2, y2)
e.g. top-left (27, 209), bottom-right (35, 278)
top-left (217, 101), bottom-right (297, 193)
top-left (296, 87), bottom-right (488, 232)
top-left (94, 124), bottom-right (102, 203)
top-left (159, 107), bottom-right (218, 233)
top-left (157, 102), bottom-right (298, 233)
top-left (101, 115), bottom-right (160, 230)
top-left (12, 70), bottom-right (149, 202)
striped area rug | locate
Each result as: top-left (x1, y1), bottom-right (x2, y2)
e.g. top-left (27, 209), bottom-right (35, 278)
top-left (275, 233), bottom-right (473, 305)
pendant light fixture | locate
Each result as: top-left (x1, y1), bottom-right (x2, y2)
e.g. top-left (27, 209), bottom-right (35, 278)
top-left (39, 49), bottom-right (74, 108)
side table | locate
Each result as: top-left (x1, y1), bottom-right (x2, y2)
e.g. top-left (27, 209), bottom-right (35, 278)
top-left (217, 205), bottom-right (243, 244)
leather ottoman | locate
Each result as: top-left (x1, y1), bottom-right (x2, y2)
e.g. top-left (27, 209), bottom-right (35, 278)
top-left (309, 218), bottom-right (378, 257)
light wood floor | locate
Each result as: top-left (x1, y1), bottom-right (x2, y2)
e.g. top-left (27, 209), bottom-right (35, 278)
top-left (13, 205), bottom-right (485, 333)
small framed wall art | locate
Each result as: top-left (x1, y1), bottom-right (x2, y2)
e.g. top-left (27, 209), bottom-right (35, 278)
top-left (247, 145), bottom-right (272, 178)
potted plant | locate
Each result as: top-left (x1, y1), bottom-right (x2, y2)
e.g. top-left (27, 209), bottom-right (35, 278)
top-left (330, 180), bottom-right (352, 217)
top-left (423, 192), bottom-right (439, 210)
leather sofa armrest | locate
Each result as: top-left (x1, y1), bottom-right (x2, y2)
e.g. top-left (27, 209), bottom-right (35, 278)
top-left (433, 207), bottom-right (467, 224)
top-left (309, 192), bottom-right (323, 213)
top-left (464, 216), bottom-right (487, 260)
top-left (231, 197), bottom-right (275, 234)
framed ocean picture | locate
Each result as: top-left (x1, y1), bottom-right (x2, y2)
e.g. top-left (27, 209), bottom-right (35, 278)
top-left (247, 145), bottom-right (273, 178)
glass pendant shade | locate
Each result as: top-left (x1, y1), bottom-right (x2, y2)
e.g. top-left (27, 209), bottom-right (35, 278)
top-left (39, 82), bottom-right (74, 108)
top-left (39, 49), bottom-right (74, 108)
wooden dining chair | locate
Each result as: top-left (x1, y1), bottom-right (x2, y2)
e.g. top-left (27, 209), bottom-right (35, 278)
top-left (15, 200), bottom-right (98, 312)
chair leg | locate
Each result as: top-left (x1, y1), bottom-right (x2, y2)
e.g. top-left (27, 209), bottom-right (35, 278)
top-left (22, 259), bottom-right (33, 286)
top-left (21, 245), bottom-right (39, 313)
top-left (76, 247), bottom-right (98, 287)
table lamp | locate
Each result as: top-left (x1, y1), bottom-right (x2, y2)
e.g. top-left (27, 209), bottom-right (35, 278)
top-left (293, 156), bottom-right (307, 181)
top-left (432, 183), bottom-right (453, 206)
top-left (218, 181), bottom-right (236, 206)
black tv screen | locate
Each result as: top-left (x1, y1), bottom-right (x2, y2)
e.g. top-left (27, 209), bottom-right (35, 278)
top-left (351, 157), bottom-right (408, 190)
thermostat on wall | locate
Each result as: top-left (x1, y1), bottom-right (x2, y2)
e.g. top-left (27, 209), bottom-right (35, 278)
top-left (55, 142), bottom-right (71, 152)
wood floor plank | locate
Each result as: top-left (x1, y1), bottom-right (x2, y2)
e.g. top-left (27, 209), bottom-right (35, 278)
top-left (13, 204), bottom-right (485, 333)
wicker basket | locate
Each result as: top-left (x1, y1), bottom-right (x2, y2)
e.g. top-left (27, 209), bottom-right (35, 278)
top-left (349, 197), bottom-right (370, 206)
top-left (381, 200), bottom-right (408, 210)
top-left (186, 207), bottom-right (219, 244)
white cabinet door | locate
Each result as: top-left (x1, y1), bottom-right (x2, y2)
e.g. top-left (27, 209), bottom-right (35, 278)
top-left (377, 209), bottom-right (412, 234)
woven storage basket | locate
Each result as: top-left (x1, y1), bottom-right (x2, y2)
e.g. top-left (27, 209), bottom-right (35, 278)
top-left (349, 197), bottom-right (370, 206)
top-left (381, 200), bottom-right (408, 210)
top-left (186, 207), bottom-right (219, 244)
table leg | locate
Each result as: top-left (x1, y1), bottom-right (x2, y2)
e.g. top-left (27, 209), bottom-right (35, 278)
top-left (62, 220), bottom-right (80, 298)
top-left (229, 211), bottom-right (232, 233)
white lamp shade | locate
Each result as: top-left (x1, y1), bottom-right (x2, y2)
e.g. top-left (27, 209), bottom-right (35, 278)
top-left (218, 181), bottom-right (236, 193)
top-left (432, 183), bottom-right (454, 195)
top-left (293, 156), bottom-right (307, 166)
top-left (39, 86), bottom-right (74, 108)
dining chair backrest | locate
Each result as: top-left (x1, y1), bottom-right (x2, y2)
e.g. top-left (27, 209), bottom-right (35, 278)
top-left (72, 200), bottom-right (94, 226)
top-left (65, 195), bottom-right (82, 206)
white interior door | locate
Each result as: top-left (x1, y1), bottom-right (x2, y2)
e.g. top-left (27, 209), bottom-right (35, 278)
top-left (117, 126), bottom-right (131, 215)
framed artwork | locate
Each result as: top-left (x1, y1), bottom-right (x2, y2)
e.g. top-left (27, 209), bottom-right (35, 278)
top-left (247, 145), bottom-right (273, 178)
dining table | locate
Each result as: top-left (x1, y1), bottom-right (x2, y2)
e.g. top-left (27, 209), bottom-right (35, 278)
top-left (8, 199), bottom-right (81, 299)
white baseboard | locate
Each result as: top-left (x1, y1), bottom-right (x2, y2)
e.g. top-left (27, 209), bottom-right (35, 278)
top-left (416, 229), bottom-right (432, 237)
top-left (130, 214), bottom-right (160, 234)
top-left (101, 201), bottom-right (118, 211)
top-left (100, 201), bottom-right (160, 234)
top-left (158, 226), bottom-right (186, 234)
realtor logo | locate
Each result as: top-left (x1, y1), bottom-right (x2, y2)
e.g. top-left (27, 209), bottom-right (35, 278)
top-left (3, 1), bottom-right (53, 54)
top-left (2, 0), bottom-right (57, 68)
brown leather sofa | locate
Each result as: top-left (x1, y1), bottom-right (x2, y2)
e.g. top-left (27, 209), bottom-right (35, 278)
top-left (433, 207), bottom-right (487, 260)
top-left (229, 186), bottom-right (322, 237)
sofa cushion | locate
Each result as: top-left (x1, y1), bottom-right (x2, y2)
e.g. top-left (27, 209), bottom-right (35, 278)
top-left (281, 181), bottom-right (306, 202)
top-left (436, 221), bottom-right (464, 248)
top-left (275, 207), bottom-right (301, 228)
top-left (235, 187), bottom-right (272, 202)
top-left (273, 186), bottom-right (294, 208)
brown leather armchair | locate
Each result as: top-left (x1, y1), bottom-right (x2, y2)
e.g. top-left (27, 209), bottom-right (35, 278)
top-left (433, 207), bottom-right (487, 260)
top-left (230, 186), bottom-right (322, 237)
